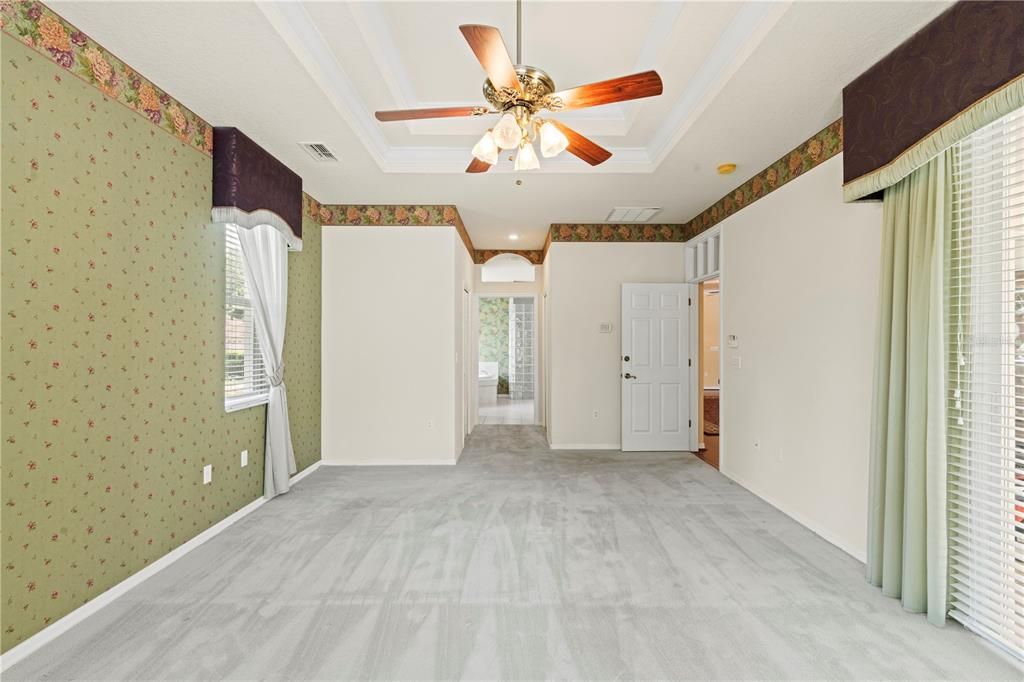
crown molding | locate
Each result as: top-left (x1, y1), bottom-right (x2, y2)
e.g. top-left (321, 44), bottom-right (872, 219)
top-left (648, 1), bottom-right (790, 168)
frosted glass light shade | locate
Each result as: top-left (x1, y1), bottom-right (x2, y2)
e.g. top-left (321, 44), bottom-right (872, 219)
top-left (471, 130), bottom-right (499, 165)
top-left (539, 121), bottom-right (569, 158)
top-left (492, 113), bottom-right (522, 150)
top-left (514, 141), bottom-right (540, 171)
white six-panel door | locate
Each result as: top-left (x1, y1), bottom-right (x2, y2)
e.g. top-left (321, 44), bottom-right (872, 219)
top-left (621, 283), bottom-right (697, 451)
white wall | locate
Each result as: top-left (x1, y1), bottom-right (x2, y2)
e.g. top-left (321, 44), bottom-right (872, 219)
top-left (542, 257), bottom-right (552, 437)
top-left (719, 154), bottom-right (881, 561)
top-left (546, 242), bottom-right (687, 448)
top-left (322, 227), bottom-right (462, 464)
top-left (475, 265), bottom-right (542, 296)
top-left (454, 239), bottom-right (474, 453)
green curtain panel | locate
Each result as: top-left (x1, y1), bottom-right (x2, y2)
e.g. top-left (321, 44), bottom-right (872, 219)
top-left (867, 150), bottom-right (952, 626)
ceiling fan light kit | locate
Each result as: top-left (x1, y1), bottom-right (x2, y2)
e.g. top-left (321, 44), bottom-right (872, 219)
top-left (372, 1), bottom-right (663, 173)
top-left (514, 141), bottom-right (540, 171)
top-left (471, 130), bottom-right (500, 165)
top-left (539, 121), bottom-right (569, 158)
top-left (492, 111), bottom-right (524, 150)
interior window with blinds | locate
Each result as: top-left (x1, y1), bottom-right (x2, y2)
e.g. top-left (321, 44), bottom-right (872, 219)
top-left (224, 224), bottom-right (269, 411)
top-left (947, 106), bottom-right (1024, 659)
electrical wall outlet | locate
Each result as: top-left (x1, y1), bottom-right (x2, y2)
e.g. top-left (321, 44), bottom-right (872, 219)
top-left (427, 419), bottom-right (434, 429)
top-left (241, 449), bottom-right (248, 467)
top-left (592, 410), bottom-right (599, 420)
top-left (202, 464), bottom-right (212, 485)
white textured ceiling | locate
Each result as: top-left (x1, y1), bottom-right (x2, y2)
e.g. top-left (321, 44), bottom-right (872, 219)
top-left (49, 0), bottom-right (951, 249)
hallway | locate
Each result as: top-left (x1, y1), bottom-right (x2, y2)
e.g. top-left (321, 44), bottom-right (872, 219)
top-left (478, 397), bottom-right (535, 424)
top-left (6, 427), bottom-right (1015, 680)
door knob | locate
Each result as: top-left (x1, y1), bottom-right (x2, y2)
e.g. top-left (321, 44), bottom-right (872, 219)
top-left (624, 373), bottom-right (636, 379)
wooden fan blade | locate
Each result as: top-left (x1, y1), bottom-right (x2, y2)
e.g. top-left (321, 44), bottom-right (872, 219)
top-left (549, 71), bottom-right (663, 111)
top-left (459, 25), bottom-right (522, 93)
top-left (549, 120), bottom-right (612, 166)
top-left (375, 106), bottom-right (492, 122)
top-left (466, 157), bottom-right (493, 173)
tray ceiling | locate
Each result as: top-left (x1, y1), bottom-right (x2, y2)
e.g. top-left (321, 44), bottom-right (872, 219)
top-left (49, 1), bottom-right (952, 248)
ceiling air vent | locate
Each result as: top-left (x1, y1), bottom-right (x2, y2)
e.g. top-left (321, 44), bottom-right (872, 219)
top-left (606, 206), bottom-right (662, 222)
top-left (299, 142), bottom-right (339, 162)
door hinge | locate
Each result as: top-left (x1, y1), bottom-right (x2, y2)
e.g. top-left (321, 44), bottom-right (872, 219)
top-left (688, 419), bottom-right (692, 428)
top-left (688, 297), bottom-right (692, 306)
top-left (688, 358), bottom-right (692, 367)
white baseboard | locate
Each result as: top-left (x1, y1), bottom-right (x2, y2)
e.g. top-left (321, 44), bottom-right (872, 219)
top-left (720, 464), bottom-right (866, 563)
top-left (548, 443), bottom-right (621, 451)
top-left (0, 460), bottom-right (322, 672)
top-left (288, 460), bottom-right (322, 485)
top-left (320, 459), bottom-right (457, 466)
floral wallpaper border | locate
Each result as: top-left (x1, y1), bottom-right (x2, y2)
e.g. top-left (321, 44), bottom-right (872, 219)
top-left (548, 223), bottom-right (699, 244)
top-left (474, 250), bottom-right (544, 265)
top-left (541, 119), bottom-right (844, 258)
top-left (0, 1), bottom-right (213, 156)
top-left (308, 201), bottom-right (478, 258)
top-left (680, 118), bottom-right (844, 237)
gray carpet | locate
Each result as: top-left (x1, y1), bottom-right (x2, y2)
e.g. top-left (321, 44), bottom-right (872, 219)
top-left (6, 425), bottom-right (1019, 680)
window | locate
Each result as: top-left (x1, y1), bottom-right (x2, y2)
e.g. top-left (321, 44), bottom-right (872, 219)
top-left (947, 106), bottom-right (1024, 659)
top-left (224, 224), bottom-right (269, 411)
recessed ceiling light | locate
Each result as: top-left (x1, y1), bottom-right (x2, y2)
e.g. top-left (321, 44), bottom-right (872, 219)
top-left (509, 234), bottom-right (519, 240)
top-left (717, 163), bottom-right (737, 175)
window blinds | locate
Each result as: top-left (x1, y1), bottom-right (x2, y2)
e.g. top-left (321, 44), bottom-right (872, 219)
top-left (224, 224), bottom-right (270, 410)
top-left (947, 106), bottom-right (1024, 660)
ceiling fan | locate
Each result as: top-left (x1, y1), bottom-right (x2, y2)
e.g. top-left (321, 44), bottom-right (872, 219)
top-left (373, 1), bottom-right (663, 173)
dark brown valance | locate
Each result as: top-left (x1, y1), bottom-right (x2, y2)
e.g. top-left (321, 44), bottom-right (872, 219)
top-left (212, 127), bottom-right (303, 248)
top-left (842, 1), bottom-right (1024, 201)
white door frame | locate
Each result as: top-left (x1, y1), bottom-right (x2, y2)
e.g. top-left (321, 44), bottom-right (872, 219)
top-left (690, 252), bottom-right (724, 467)
top-left (473, 293), bottom-right (540, 427)
top-left (463, 287), bottom-right (471, 438)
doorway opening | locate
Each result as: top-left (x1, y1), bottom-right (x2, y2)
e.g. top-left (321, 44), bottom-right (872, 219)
top-left (478, 295), bottom-right (537, 424)
top-left (697, 279), bottom-right (720, 468)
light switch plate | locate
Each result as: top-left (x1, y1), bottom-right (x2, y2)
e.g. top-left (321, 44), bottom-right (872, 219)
top-left (202, 464), bottom-right (212, 484)
top-left (598, 322), bottom-right (613, 334)
top-left (241, 450), bottom-right (248, 467)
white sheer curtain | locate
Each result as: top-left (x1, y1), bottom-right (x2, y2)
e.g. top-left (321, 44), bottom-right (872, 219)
top-left (236, 223), bottom-right (296, 498)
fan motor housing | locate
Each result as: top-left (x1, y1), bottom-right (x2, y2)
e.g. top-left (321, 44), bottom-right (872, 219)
top-left (483, 65), bottom-right (557, 111)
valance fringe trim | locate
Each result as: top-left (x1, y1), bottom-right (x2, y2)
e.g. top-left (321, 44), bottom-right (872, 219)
top-left (211, 207), bottom-right (302, 252)
top-left (844, 74), bottom-right (1024, 202)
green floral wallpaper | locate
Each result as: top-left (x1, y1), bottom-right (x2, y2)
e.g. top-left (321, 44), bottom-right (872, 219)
top-left (284, 214), bottom-right (321, 472)
top-left (1, 35), bottom-right (320, 652)
top-left (478, 298), bottom-right (509, 394)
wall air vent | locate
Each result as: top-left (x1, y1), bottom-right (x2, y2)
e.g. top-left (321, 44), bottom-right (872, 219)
top-left (299, 142), bottom-right (339, 162)
top-left (606, 206), bottom-right (662, 222)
